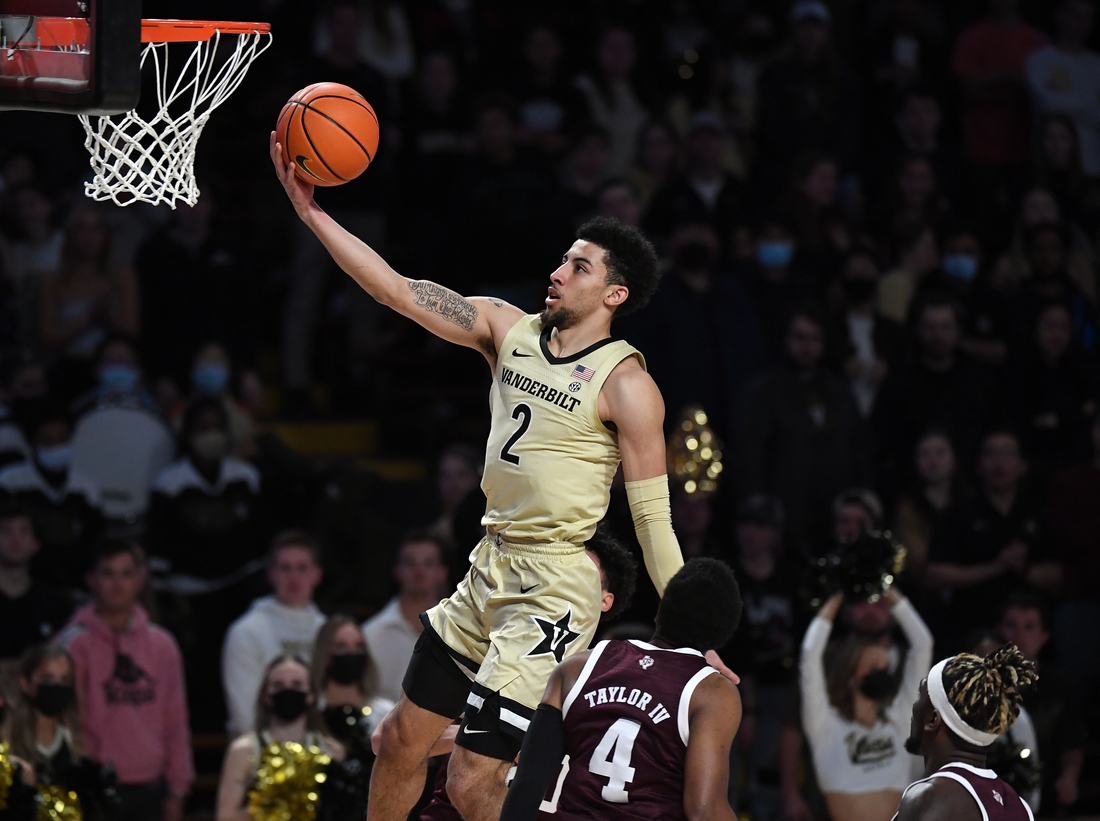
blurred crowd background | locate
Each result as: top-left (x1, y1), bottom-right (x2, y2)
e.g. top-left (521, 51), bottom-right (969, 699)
top-left (0, 0), bottom-right (1099, 818)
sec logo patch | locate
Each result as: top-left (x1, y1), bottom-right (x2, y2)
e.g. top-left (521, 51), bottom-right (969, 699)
top-left (568, 381), bottom-right (582, 393)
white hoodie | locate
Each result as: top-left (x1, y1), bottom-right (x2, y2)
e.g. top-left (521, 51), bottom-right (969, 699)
top-left (222, 595), bottom-right (326, 736)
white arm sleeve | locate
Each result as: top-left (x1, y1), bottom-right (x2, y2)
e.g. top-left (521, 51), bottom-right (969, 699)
top-left (886, 596), bottom-right (935, 727)
top-left (799, 616), bottom-right (834, 744)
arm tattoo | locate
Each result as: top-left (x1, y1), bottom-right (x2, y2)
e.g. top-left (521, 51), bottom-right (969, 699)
top-left (408, 280), bottom-right (478, 331)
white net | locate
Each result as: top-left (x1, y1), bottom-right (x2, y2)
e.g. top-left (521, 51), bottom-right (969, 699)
top-left (79, 27), bottom-right (271, 208)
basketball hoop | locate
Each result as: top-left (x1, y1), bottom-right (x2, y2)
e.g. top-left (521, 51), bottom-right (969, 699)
top-left (79, 20), bottom-right (271, 208)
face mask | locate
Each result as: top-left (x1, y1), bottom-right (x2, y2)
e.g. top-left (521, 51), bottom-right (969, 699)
top-left (675, 241), bottom-right (714, 271)
top-left (190, 430), bottom-right (229, 462)
top-left (32, 683), bottom-right (74, 717)
top-left (269, 688), bottom-right (309, 722)
top-left (757, 241), bottom-right (795, 270)
top-left (100, 364), bottom-right (138, 394)
top-left (191, 363), bottom-right (229, 396)
top-left (942, 254), bottom-right (978, 282)
top-left (328, 653), bottom-right (368, 686)
top-left (843, 278), bottom-right (877, 303)
top-left (858, 669), bottom-right (896, 700)
top-left (36, 443), bottom-right (72, 472)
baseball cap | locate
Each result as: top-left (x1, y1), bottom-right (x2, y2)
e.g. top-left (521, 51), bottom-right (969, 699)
top-left (736, 494), bottom-right (785, 528)
top-left (791, 0), bottom-right (832, 24)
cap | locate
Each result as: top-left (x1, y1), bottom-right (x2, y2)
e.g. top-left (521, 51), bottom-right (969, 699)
top-left (687, 110), bottom-right (725, 136)
top-left (736, 494), bottom-right (785, 528)
top-left (791, 0), bottom-right (832, 24)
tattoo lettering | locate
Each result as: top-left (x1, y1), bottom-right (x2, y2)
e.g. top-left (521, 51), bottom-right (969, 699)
top-left (408, 281), bottom-right (478, 330)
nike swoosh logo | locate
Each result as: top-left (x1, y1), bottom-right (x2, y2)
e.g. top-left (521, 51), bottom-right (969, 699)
top-left (294, 155), bottom-right (327, 183)
top-left (520, 584), bottom-right (538, 594)
top-left (462, 726), bottom-right (489, 734)
top-left (512, 349), bottom-right (534, 357)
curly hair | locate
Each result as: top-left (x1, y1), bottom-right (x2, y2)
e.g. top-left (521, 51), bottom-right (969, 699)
top-left (942, 644), bottom-right (1038, 737)
top-left (575, 217), bottom-right (660, 317)
top-left (585, 526), bottom-right (637, 621)
top-left (654, 558), bottom-right (742, 652)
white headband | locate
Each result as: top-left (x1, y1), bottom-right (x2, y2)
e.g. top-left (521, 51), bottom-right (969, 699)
top-left (927, 659), bottom-right (1000, 747)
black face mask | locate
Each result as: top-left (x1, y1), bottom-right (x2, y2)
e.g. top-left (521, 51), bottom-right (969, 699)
top-left (269, 688), bottom-right (310, 722)
top-left (843, 277), bottom-right (877, 304)
top-left (328, 653), bottom-right (368, 686)
top-left (33, 683), bottom-right (74, 717)
top-left (675, 241), bottom-right (714, 271)
top-left (859, 669), bottom-right (896, 700)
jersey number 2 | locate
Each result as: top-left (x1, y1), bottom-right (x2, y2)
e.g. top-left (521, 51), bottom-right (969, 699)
top-left (499, 403), bottom-right (532, 465)
top-left (589, 718), bottom-right (641, 803)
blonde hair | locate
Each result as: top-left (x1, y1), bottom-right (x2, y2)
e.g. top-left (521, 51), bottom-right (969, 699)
top-left (309, 615), bottom-right (378, 701)
top-left (10, 644), bottom-right (84, 766)
top-left (942, 644), bottom-right (1038, 738)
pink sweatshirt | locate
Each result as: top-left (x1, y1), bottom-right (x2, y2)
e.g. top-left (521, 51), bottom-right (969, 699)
top-left (56, 603), bottom-right (194, 796)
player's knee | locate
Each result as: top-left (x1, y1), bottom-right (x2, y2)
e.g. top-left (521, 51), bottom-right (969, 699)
top-left (444, 766), bottom-right (479, 816)
top-left (376, 703), bottom-right (427, 764)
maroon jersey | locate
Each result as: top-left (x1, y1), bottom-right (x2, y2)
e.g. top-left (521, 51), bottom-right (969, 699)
top-left (895, 762), bottom-right (1035, 821)
top-left (555, 639), bottom-right (717, 821)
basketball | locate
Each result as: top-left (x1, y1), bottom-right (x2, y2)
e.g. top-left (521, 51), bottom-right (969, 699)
top-left (276, 82), bottom-right (380, 187)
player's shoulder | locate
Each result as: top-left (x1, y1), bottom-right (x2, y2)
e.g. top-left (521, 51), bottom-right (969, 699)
top-left (897, 776), bottom-right (981, 821)
top-left (601, 354), bottom-right (659, 400)
top-left (694, 667), bottom-right (741, 709)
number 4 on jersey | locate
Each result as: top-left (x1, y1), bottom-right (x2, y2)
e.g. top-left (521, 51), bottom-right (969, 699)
top-left (589, 718), bottom-right (641, 803)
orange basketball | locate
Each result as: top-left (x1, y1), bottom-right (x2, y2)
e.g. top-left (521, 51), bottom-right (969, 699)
top-left (276, 82), bottom-right (379, 187)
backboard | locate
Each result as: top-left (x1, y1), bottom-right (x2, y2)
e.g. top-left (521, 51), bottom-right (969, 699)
top-left (0, 0), bottom-right (141, 114)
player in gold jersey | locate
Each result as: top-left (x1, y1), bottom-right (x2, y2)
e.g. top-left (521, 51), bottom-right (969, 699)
top-left (272, 135), bottom-right (689, 821)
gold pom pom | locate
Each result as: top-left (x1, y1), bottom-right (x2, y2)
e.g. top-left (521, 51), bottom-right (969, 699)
top-left (667, 406), bottom-right (723, 498)
top-left (0, 743), bottom-right (14, 812)
top-left (247, 742), bottom-right (332, 821)
top-left (37, 783), bottom-right (82, 821)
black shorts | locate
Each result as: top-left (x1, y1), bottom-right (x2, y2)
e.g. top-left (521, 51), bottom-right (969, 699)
top-left (403, 614), bottom-right (530, 761)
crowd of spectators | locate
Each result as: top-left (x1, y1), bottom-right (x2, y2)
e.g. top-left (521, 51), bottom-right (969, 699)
top-left (0, 0), bottom-right (1099, 818)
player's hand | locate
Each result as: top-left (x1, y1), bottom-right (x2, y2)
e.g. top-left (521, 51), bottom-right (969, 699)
top-left (705, 650), bottom-right (740, 685)
top-left (269, 131), bottom-right (316, 214)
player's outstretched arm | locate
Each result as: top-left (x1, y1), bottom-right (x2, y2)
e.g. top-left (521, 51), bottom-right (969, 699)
top-left (601, 359), bottom-right (684, 595)
top-left (683, 675), bottom-right (742, 821)
top-left (270, 132), bottom-right (523, 360)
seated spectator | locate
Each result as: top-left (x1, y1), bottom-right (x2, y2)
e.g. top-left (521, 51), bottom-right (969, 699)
top-left (784, 152), bottom-right (851, 276)
top-left (738, 216), bottom-right (822, 356)
top-left (754, 1), bottom-right (859, 189)
top-left (56, 539), bottom-right (192, 821)
top-left (671, 487), bottom-right (727, 563)
top-left (1046, 411), bottom-right (1100, 698)
top-left (311, 615), bottom-right (394, 746)
top-left (0, 402), bottom-right (104, 588)
top-left (891, 430), bottom-right (960, 573)
top-left (542, 125), bottom-right (610, 258)
top-left (311, 0), bottom-right (414, 83)
top-left (926, 429), bottom-right (1061, 649)
top-left (595, 178), bottom-right (643, 227)
top-left (619, 220), bottom-right (767, 437)
top-left (1032, 113), bottom-right (1100, 239)
top-left (430, 443), bottom-right (480, 545)
top-left (826, 247), bottom-right (907, 418)
top-left (1025, 0), bottom-right (1100, 179)
top-left (1009, 301), bottom-right (1098, 483)
top-left (872, 154), bottom-right (953, 242)
top-left (71, 334), bottom-right (159, 418)
top-left (222, 531), bottom-right (325, 738)
top-left (723, 494), bottom-right (804, 821)
top-left (800, 589), bottom-right (932, 821)
top-left (736, 306), bottom-right (870, 545)
top-left (216, 656), bottom-right (335, 821)
top-left (163, 342), bottom-right (255, 460)
top-left (624, 119), bottom-right (681, 209)
top-left (832, 487), bottom-right (885, 543)
top-left (574, 27), bottom-right (650, 176)
top-left (362, 532), bottom-right (449, 704)
top-left (6, 187), bottom-right (61, 315)
top-left (872, 294), bottom-right (1000, 484)
top-left (0, 355), bottom-right (47, 469)
top-left (644, 111), bottom-right (744, 244)
top-left (997, 594), bottom-right (1087, 813)
top-left (38, 205), bottom-right (139, 367)
top-left (0, 505), bottom-right (73, 667)
top-left (511, 25), bottom-right (587, 159)
top-left (876, 221), bottom-right (939, 325)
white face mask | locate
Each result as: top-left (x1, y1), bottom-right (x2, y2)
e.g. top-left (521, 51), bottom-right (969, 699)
top-left (190, 430), bottom-right (229, 462)
top-left (36, 443), bottom-right (72, 472)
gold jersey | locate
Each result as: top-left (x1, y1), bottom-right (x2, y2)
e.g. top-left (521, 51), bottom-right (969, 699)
top-left (481, 314), bottom-right (643, 546)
